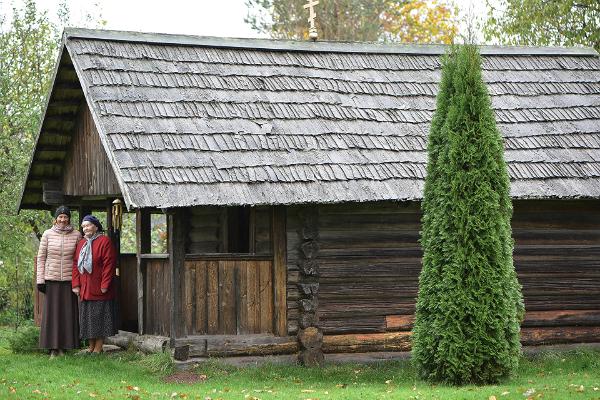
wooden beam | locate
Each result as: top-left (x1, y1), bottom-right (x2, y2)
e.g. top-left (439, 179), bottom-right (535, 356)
top-left (272, 206), bottom-right (287, 336)
top-left (136, 208), bottom-right (151, 334)
top-left (168, 208), bottom-right (186, 342)
top-left (322, 332), bottom-right (412, 353)
top-left (42, 181), bottom-right (64, 206)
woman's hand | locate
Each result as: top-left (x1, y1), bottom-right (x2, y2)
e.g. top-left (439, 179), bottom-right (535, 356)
top-left (72, 287), bottom-right (80, 295)
top-left (101, 288), bottom-right (108, 294)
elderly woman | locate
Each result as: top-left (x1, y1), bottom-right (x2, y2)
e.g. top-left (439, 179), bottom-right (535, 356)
top-left (36, 205), bottom-right (82, 357)
top-left (72, 215), bottom-right (118, 354)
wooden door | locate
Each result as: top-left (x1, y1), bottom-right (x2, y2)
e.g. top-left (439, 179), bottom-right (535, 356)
top-left (182, 259), bottom-right (274, 335)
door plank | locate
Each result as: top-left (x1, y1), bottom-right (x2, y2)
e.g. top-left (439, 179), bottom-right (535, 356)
top-left (237, 260), bottom-right (248, 334)
top-left (220, 260), bottom-right (237, 334)
top-left (195, 261), bottom-right (208, 334)
top-left (259, 260), bottom-right (274, 333)
top-left (207, 261), bottom-right (219, 334)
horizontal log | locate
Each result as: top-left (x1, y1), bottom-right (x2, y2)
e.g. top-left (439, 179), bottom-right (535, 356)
top-left (524, 295), bottom-right (600, 311)
top-left (322, 332), bottom-right (412, 353)
top-left (513, 200), bottom-right (600, 213)
top-left (514, 245), bottom-right (600, 259)
top-left (386, 314), bottom-right (415, 331)
top-left (521, 326), bottom-right (600, 346)
top-left (318, 201), bottom-right (421, 215)
top-left (318, 234), bottom-right (421, 250)
top-left (188, 229), bottom-right (219, 242)
top-left (320, 316), bottom-right (386, 334)
top-left (184, 253), bottom-right (273, 261)
top-left (513, 229), bottom-right (600, 246)
top-left (318, 282), bottom-right (418, 300)
top-left (523, 310), bottom-right (600, 327)
top-left (384, 310), bottom-right (600, 332)
top-left (520, 278), bottom-right (600, 296)
top-left (318, 247), bottom-right (424, 258)
top-left (176, 335), bottom-right (299, 357)
top-left (105, 331), bottom-right (169, 353)
top-left (319, 300), bottom-right (416, 318)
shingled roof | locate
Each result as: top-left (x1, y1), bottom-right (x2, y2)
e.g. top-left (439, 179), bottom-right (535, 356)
top-left (20, 28), bottom-right (600, 209)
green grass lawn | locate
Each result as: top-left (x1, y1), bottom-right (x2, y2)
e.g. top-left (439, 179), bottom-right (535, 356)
top-left (1, 327), bottom-right (599, 400)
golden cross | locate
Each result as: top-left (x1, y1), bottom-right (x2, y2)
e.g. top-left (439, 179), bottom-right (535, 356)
top-left (303, 0), bottom-right (319, 40)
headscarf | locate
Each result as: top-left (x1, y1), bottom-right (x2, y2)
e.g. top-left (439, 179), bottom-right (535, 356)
top-left (82, 215), bottom-right (103, 232)
top-left (77, 233), bottom-right (100, 274)
top-left (78, 215), bottom-right (103, 274)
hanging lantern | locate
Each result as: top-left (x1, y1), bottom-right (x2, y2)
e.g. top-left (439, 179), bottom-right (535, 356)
top-left (112, 198), bottom-right (123, 232)
top-left (112, 199), bottom-right (123, 276)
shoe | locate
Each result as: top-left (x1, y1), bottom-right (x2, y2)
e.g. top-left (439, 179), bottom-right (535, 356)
top-left (49, 350), bottom-right (58, 359)
top-left (57, 349), bottom-right (65, 356)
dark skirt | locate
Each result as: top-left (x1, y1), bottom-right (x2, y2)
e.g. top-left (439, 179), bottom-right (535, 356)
top-left (79, 299), bottom-right (119, 339)
top-left (39, 281), bottom-right (80, 350)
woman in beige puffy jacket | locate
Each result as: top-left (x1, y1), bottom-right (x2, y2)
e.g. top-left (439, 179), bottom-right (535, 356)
top-left (36, 205), bottom-right (82, 357)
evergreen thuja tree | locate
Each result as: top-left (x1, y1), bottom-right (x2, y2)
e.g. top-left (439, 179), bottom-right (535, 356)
top-left (412, 44), bottom-right (524, 385)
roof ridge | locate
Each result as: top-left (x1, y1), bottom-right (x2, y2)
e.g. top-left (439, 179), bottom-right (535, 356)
top-left (63, 28), bottom-right (599, 57)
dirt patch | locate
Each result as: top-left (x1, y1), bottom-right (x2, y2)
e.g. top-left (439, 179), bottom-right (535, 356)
top-left (163, 371), bottom-right (208, 384)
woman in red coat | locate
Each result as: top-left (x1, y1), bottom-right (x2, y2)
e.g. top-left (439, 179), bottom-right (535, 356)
top-left (72, 215), bottom-right (118, 354)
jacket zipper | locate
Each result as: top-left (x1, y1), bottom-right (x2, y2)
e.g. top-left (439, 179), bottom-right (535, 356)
top-left (60, 233), bottom-right (64, 280)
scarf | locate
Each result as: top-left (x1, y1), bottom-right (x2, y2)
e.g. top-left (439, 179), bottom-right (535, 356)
top-left (77, 233), bottom-right (100, 274)
top-left (51, 224), bottom-right (74, 233)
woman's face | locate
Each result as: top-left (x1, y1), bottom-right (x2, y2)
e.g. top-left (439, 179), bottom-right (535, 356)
top-left (81, 221), bottom-right (98, 238)
top-left (56, 214), bottom-right (70, 227)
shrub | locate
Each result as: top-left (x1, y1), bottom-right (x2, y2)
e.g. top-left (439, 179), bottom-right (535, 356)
top-left (7, 325), bottom-right (42, 354)
top-left (412, 44), bottom-right (524, 385)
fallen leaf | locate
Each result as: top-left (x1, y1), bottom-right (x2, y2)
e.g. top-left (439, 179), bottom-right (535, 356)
top-left (489, 396), bottom-right (497, 400)
top-left (523, 388), bottom-right (536, 397)
top-left (301, 389), bottom-right (315, 393)
top-left (576, 385), bottom-right (584, 392)
top-left (385, 380), bottom-right (392, 384)
top-left (335, 384), bottom-right (347, 388)
top-left (89, 393), bottom-right (97, 398)
top-left (32, 389), bottom-right (42, 394)
top-left (501, 391), bottom-right (510, 396)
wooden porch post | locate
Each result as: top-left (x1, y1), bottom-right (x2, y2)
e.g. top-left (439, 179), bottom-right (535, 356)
top-left (136, 209), bottom-right (151, 334)
top-left (168, 208), bottom-right (186, 344)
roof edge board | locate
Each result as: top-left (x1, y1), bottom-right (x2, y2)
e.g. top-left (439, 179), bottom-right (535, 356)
top-left (63, 28), bottom-right (599, 57)
top-left (64, 40), bottom-right (137, 210)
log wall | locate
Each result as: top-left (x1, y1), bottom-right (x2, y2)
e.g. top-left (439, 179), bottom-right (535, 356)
top-left (513, 200), bottom-right (600, 343)
top-left (286, 200), bottom-right (600, 351)
top-left (62, 102), bottom-right (120, 196)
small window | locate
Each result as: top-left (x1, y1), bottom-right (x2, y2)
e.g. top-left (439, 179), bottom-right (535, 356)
top-left (227, 207), bottom-right (250, 253)
top-left (186, 206), bottom-right (271, 255)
